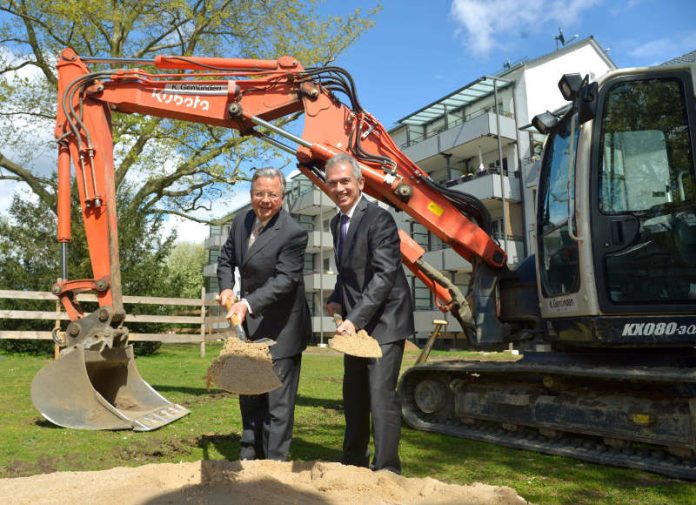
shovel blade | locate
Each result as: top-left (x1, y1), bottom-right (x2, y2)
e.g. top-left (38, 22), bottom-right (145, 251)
top-left (31, 345), bottom-right (189, 431)
top-left (207, 341), bottom-right (281, 395)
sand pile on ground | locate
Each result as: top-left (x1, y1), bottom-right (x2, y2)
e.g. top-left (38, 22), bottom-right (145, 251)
top-left (0, 460), bottom-right (528, 505)
top-left (206, 338), bottom-right (280, 395)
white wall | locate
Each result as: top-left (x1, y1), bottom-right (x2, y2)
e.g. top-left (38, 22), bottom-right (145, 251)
top-left (522, 43), bottom-right (614, 122)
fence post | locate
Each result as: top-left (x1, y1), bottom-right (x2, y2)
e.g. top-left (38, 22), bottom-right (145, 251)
top-left (200, 286), bottom-right (206, 358)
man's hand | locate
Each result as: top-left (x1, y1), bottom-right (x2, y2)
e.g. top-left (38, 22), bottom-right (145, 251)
top-left (336, 319), bottom-right (356, 336)
top-left (218, 289), bottom-right (236, 307)
top-left (325, 302), bottom-right (342, 317)
top-left (227, 300), bottom-right (249, 324)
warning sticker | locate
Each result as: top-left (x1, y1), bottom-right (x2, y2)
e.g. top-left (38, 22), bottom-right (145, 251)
top-left (427, 201), bottom-right (444, 217)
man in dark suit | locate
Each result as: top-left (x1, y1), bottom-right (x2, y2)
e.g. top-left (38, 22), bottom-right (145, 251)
top-left (217, 167), bottom-right (311, 461)
top-left (325, 153), bottom-right (415, 474)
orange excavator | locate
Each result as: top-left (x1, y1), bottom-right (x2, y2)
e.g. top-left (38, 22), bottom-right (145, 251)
top-left (32, 48), bottom-right (696, 478)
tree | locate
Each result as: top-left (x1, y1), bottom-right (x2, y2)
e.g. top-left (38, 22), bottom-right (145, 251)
top-left (162, 241), bottom-right (207, 299)
top-left (0, 185), bottom-right (175, 354)
top-left (0, 0), bottom-right (377, 226)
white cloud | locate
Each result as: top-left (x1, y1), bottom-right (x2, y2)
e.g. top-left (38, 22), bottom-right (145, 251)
top-left (161, 186), bottom-right (251, 244)
top-left (450, 0), bottom-right (602, 56)
top-left (625, 31), bottom-right (696, 66)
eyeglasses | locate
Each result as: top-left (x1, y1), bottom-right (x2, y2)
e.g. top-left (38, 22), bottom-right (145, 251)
top-left (252, 191), bottom-right (282, 200)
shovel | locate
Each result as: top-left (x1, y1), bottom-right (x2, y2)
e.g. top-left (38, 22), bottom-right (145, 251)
top-left (206, 296), bottom-right (281, 395)
top-left (328, 314), bottom-right (382, 358)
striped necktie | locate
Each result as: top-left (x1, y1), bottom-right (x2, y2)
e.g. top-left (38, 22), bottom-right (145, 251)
top-left (248, 221), bottom-right (264, 249)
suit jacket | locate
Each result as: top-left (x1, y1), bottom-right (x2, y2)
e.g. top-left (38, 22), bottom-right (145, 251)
top-left (217, 209), bottom-right (312, 359)
top-left (328, 197), bottom-right (414, 344)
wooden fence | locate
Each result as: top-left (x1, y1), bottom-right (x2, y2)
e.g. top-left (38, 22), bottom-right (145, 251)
top-left (0, 289), bottom-right (227, 357)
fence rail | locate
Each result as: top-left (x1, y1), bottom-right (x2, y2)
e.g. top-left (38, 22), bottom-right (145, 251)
top-left (0, 289), bottom-right (228, 357)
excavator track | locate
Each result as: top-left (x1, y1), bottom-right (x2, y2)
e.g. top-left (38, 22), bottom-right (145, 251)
top-left (398, 354), bottom-right (696, 480)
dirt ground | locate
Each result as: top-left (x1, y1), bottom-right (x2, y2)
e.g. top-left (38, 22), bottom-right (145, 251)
top-left (0, 459), bottom-right (528, 505)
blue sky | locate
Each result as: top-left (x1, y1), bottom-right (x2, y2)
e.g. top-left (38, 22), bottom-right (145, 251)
top-left (2, 0), bottom-right (696, 242)
top-left (319, 0), bottom-right (696, 127)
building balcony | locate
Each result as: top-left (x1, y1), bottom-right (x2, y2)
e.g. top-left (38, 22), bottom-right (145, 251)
top-left (303, 272), bottom-right (337, 291)
top-left (447, 171), bottom-right (521, 203)
top-left (306, 230), bottom-right (334, 254)
top-left (311, 316), bottom-right (338, 338)
top-left (420, 238), bottom-right (525, 273)
top-left (203, 263), bottom-right (218, 277)
top-left (204, 234), bottom-right (226, 250)
top-left (401, 113), bottom-right (517, 167)
top-left (288, 190), bottom-right (336, 216)
top-left (412, 311), bottom-right (463, 335)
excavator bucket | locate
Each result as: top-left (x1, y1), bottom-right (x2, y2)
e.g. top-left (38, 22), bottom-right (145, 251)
top-left (31, 344), bottom-right (189, 431)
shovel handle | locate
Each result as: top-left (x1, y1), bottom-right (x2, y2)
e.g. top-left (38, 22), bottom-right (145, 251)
top-left (215, 294), bottom-right (242, 327)
top-left (215, 293), bottom-right (237, 311)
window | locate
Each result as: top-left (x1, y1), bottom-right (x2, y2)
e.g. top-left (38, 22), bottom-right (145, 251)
top-left (304, 254), bottom-right (315, 274)
top-left (292, 214), bottom-right (314, 232)
top-left (598, 77), bottom-right (696, 304)
top-left (206, 276), bottom-right (219, 294)
top-left (538, 113), bottom-right (580, 297)
top-left (411, 222), bottom-right (430, 250)
top-left (412, 277), bottom-right (433, 311)
top-left (208, 249), bottom-right (220, 264)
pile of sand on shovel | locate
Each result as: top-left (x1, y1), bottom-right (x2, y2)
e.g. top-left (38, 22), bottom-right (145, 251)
top-left (329, 329), bottom-right (383, 358)
top-left (206, 337), bottom-right (281, 395)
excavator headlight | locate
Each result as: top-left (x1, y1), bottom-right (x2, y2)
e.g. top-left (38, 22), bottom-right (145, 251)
top-left (559, 73), bottom-right (584, 101)
top-left (531, 111), bottom-right (558, 135)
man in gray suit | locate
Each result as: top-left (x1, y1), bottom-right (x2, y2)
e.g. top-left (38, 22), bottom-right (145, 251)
top-left (218, 167), bottom-right (311, 461)
top-left (325, 153), bottom-right (415, 474)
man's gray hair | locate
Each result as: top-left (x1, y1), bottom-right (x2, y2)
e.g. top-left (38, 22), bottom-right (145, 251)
top-left (325, 153), bottom-right (362, 180)
top-left (251, 167), bottom-right (286, 193)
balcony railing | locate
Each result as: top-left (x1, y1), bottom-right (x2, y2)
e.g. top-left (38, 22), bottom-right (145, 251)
top-left (402, 109), bottom-right (515, 149)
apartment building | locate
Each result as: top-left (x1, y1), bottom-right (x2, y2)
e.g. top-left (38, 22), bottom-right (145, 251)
top-left (387, 36), bottom-right (614, 336)
top-left (203, 37), bottom-right (615, 342)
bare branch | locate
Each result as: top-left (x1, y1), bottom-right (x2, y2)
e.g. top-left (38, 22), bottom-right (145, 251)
top-left (149, 208), bottom-right (233, 226)
top-left (0, 151), bottom-right (55, 206)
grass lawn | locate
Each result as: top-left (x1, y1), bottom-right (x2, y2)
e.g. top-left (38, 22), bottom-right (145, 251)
top-left (0, 343), bottom-right (694, 505)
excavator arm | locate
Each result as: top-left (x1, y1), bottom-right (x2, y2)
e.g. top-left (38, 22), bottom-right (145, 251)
top-left (54, 47), bottom-right (507, 335)
top-left (33, 48), bottom-right (512, 432)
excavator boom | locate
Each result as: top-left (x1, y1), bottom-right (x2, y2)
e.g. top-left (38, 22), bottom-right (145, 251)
top-left (35, 48), bottom-right (506, 431)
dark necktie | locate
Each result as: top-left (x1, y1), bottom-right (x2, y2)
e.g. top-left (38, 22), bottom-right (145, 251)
top-left (337, 214), bottom-right (350, 258)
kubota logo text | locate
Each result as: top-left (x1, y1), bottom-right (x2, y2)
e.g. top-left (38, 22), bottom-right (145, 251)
top-left (151, 84), bottom-right (228, 111)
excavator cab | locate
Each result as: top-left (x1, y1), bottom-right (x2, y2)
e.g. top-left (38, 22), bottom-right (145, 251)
top-left (535, 67), bottom-right (696, 346)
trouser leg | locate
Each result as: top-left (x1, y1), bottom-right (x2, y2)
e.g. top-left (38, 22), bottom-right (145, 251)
top-left (239, 393), bottom-right (268, 460)
top-left (264, 354), bottom-right (302, 461)
top-left (341, 354), bottom-right (371, 467)
top-left (368, 340), bottom-right (404, 474)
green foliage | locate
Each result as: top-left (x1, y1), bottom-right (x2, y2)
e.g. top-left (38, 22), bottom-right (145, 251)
top-left (132, 341), bottom-right (162, 356)
top-left (0, 186), bottom-right (175, 353)
top-left (0, 0), bottom-right (378, 224)
top-left (161, 242), bottom-right (207, 299)
top-left (0, 339), bottom-right (54, 356)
